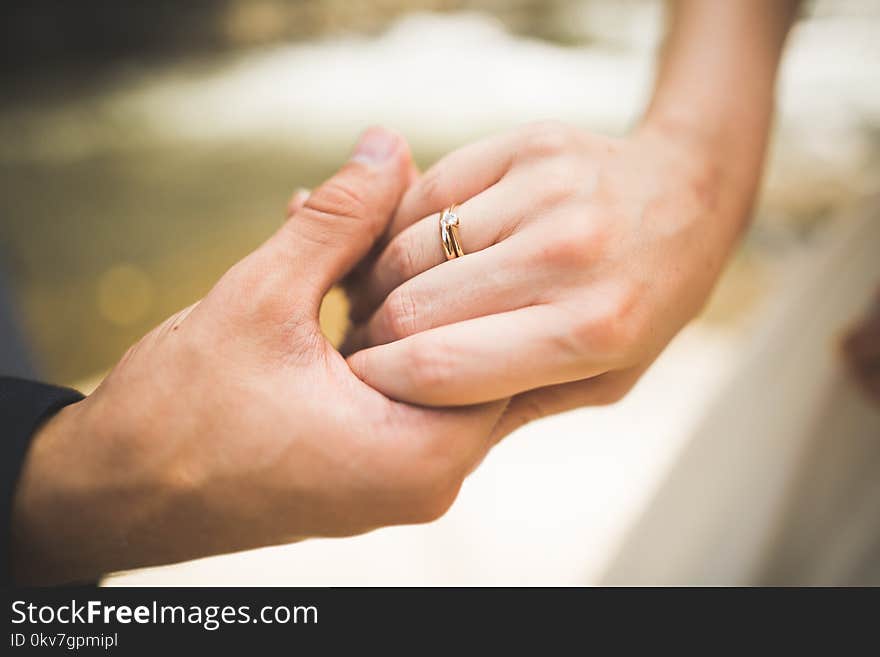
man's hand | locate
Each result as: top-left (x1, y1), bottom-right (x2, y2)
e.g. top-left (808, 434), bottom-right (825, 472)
top-left (11, 127), bottom-right (507, 585)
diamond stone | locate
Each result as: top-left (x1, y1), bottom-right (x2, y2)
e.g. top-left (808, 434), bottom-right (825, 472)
top-left (441, 211), bottom-right (459, 227)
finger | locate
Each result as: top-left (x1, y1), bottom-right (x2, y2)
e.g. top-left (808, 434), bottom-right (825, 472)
top-left (338, 155), bottom-right (419, 294)
top-left (347, 305), bottom-right (614, 406)
top-left (386, 130), bottom-right (520, 240)
top-left (489, 366), bottom-right (646, 443)
top-left (349, 179), bottom-right (527, 322)
top-left (266, 126), bottom-right (413, 309)
top-left (405, 158), bottom-right (421, 188)
top-left (344, 235), bottom-right (539, 353)
top-left (285, 188), bottom-right (311, 219)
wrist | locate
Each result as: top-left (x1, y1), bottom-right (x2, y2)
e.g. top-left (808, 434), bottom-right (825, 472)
top-left (638, 91), bottom-right (772, 157)
top-left (10, 398), bottom-right (95, 584)
top-left (635, 99), bottom-right (772, 237)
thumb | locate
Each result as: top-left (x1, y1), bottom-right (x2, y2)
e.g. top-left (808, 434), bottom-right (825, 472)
top-left (272, 127), bottom-right (412, 309)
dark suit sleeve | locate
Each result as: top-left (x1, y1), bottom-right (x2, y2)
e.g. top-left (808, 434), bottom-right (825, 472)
top-left (1, 376), bottom-right (84, 586)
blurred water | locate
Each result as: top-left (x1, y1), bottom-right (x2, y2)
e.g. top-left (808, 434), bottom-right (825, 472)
top-left (1, 6), bottom-right (878, 386)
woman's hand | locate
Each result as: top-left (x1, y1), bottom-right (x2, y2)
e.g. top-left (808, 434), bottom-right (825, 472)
top-left (345, 0), bottom-right (798, 438)
top-left (344, 120), bottom-right (753, 435)
top-left (11, 128), bottom-right (506, 585)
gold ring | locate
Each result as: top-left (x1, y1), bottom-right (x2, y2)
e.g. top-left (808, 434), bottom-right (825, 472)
top-left (440, 204), bottom-right (464, 260)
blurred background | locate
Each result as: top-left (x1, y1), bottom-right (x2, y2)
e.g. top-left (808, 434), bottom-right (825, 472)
top-left (1, 0), bottom-right (878, 585)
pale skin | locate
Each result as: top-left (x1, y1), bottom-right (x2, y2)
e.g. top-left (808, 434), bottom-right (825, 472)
top-left (11, 1), bottom-right (800, 585)
top-left (344, 0), bottom-right (802, 439)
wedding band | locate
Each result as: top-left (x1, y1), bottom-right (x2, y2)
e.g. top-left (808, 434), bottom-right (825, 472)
top-left (440, 204), bottom-right (465, 260)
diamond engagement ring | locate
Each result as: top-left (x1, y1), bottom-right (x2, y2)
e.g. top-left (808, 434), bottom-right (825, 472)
top-left (439, 204), bottom-right (465, 260)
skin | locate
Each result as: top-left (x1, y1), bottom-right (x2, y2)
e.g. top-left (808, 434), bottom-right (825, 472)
top-left (11, 1), bottom-right (801, 585)
top-left (345, 0), bottom-right (802, 440)
top-left (11, 128), bottom-right (506, 585)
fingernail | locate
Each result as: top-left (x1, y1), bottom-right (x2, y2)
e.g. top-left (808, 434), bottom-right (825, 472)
top-left (351, 127), bottom-right (398, 165)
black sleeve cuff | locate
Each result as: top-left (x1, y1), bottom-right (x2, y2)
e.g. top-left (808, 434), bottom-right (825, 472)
top-left (1, 376), bottom-right (84, 586)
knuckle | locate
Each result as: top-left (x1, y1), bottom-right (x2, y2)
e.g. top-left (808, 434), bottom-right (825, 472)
top-left (416, 166), bottom-right (453, 213)
top-left (538, 164), bottom-right (581, 205)
top-left (583, 287), bottom-right (644, 360)
top-left (302, 175), bottom-right (379, 236)
top-left (383, 287), bottom-right (420, 340)
top-left (576, 219), bottom-right (612, 261)
top-left (550, 318), bottom-right (595, 364)
top-left (534, 234), bottom-right (589, 270)
top-left (408, 340), bottom-right (455, 390)
top-left (582, 318), bottom-right (624, 361)
top-left (385, 231), bottom-right (419, 281)
top-left (520, 120), bottom-right (573, 159)
top-left (551, 286), bottom-right (644, 366)
top-left (534, 219), bottom-right (611, 271)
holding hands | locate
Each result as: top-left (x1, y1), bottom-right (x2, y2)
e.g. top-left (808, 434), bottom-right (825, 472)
top-left (14, 112), bottom-right (770, 583)
top-left (12, 0), bottom-right (797, 584)
top-left (13, 129), bottom-right (506, 584)
top-left (12, 118), bottom-right (768, 584)
top-left (345, 122), bottom-right (741, 439)
top-left (342, 0), bottom-right (796, 438)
